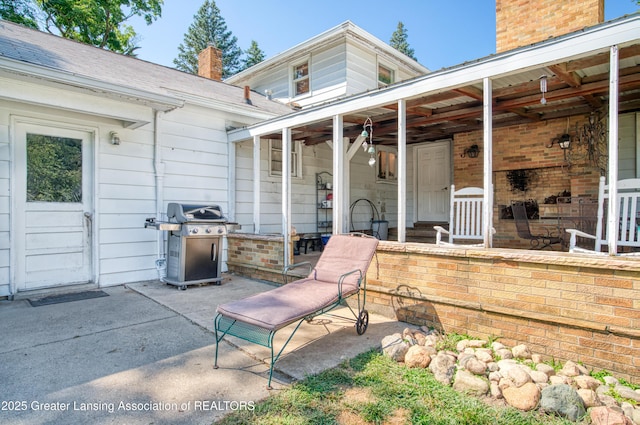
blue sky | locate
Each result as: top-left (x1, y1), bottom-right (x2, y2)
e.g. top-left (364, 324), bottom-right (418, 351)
top-left (131, 0), bottom-right (639, 72)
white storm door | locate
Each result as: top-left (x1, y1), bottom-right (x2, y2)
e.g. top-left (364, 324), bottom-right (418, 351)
top-left (14, 123), bottom-right (93, 291)
top-left (415, 142), bottom-right (451, 222)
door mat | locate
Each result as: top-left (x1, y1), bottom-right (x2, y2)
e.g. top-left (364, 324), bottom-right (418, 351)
top-left (28, 290), bottom-right (109, 307)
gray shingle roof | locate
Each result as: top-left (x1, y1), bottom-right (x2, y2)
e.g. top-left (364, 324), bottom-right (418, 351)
top-left (0, 20), bottom-right (293, 116)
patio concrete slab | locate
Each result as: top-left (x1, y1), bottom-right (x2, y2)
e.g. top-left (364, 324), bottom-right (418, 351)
top-left (0, 274), bottom-right (405, 424)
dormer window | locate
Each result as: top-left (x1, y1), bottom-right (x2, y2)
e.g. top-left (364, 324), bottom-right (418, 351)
top-left (378, 63), bottom-right (395, 87)
top-left (292, 60), bottom-right (310, 96)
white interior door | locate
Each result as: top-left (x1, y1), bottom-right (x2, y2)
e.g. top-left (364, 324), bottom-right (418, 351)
top-left (415, 141), bottom-right (451, 222)
top-left (14, 122), bottom-right (93, 291)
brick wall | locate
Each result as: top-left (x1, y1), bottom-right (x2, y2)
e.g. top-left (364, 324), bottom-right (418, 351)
top-left (226, 233), bottom-right (289, 283)
top-left (453, 115), bottom-right (602, 248)
top-left (496, 0), bottom-right (604, 52)
top-left (366, 242), bottom-right (640, 384)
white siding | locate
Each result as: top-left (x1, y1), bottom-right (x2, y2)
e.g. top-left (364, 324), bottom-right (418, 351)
top-left (619, 112), bottom-right (638, 179)
top-left (234, 138), bottom-right (404, 238)
top-left (0, 106), bottom-right (10, 296)
top-left (346, 43), bottom-right (378, 95)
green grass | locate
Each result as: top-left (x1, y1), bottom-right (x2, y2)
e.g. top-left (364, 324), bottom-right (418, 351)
top-left (216, 349), bottom-right (579, 425)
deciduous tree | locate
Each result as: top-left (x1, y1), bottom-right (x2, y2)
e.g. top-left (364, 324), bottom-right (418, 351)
top-left (34, 0), bottom-right (163, 55)
top-left (0, 0), bottom-right (38, 29)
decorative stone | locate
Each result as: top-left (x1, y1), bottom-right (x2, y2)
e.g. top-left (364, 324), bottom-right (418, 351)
top-left (495, 348), bottom-right (513, 360)
top-left (456, 339), bottom-right (471, 352)
top-left (603, 376), bottom-right (620, 386)
top-left (429, 351), bottom-right (456, 386)
top-left (511, 344), bottom-right (532, 359)
top-left (475, 348), bottom-right (493, 363)
top-left (559, 360), bottom-right (581, 377)
top-left (507, 365), bottom-right (532, 388)
top-left (574, 375), bottom-right (602, 390)
top-left (590, 406), bottom-right (634, 425)
top-left (549, 375), bottom-right (569, 386)
top-left (615, 385), bottom-right (640, 403)
top-left (458, 352), bottom-right (475, 368)
top-left (453, 370), bottom-right (489, 397)
top-left (539, 384), bottom-right (587, 422)
top-left (490, 382), bottom-right (503, 399)
top-left (465, 357), bottom-right (487, 375)
top-left (467, 339), bottom-right (487, 348)
top-left (424, 334), bottom-right (439, 347)
top-left (577, 388), bottom-right (602, 408)
top-left (502, 382), bottom-right (540, 411)
top-left (413, 332), bottom-right (427, 346)
top-left (404, 345), bottom-right (432, 368)
top-left (381, 333), bottom-right (410, 362)
top-left (531, 353), bottom-right (543, 363)
top-left (489, 371), bottom-right (502, 382)
top-left (530, 370), bottom-right (550, 384)
top-left (491, 341), bottom-right (506, 351)
top-left (536, 363), bottom-right (556, 377)
top-left (487, 362), bottom-right (499, 372)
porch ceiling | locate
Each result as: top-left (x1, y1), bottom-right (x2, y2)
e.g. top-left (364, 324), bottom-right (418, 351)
top-left (265, 42), bottom-right (640, 146)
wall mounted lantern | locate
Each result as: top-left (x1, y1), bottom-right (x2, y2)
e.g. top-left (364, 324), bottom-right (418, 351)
top-left (461, 144), bottom-right (480, 158)
top-left (547, 133), bottom-right (572, 150)
top-left (109, 131), bottom-right (121, 145)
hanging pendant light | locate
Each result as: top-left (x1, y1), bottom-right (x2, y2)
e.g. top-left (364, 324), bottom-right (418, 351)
top-left (539, 75), bottom-right (548, 105)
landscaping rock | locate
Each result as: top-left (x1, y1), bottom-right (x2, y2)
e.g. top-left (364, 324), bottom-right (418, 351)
top-left (475, 348), bottom-right (493, 363)
top-left (536, 363), bottom-right (556, 377)
top-left (465, 357), bottom-right (487, 375)
top-left (511, 344), bottom-right (532, 359)
top-left (453, 370), bottom-right (489, 397)
top-left (506, 365), bottom-right (532, 388)
top-left (429, 351), bottom-right (456, 386)
top-left (530, 370), bottom-right (550, 384)
top-left (381, 333), bottom-right (410, 362)
top-left (590, 406), bottom-right (634, 425)
top-left (413, 332), bottom-right (427, 346)
top-left (574, 375), bottom-right (601, 390)
top-left (577, 388), bottom-right (602, 408)
top-left (490, 381), bottom-right (502, 399)
top-left (495, 348), bottom-right (513, 360)
top-left (539, 384), bottom-right (586, 422)
top-left (502, 382), bottom-right (540, 411)
top-left (404, 345), bottom-right (432, 368)
top-left (559, 360), bottom-right (582, 377)
top-left (615, 385), bottom-right (640, 403)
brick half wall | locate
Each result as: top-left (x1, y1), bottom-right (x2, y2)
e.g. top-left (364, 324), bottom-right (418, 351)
top-left (365, 242), bottom-right (640, 384)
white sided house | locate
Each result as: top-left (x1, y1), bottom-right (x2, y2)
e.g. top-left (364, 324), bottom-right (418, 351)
top-left (0, 20), bottom-right (292, 297)
top-left (227, 21), bottom-right (429, 236)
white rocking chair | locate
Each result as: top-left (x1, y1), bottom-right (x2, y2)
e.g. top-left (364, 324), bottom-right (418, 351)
top-left (434, 186), bottom-right (494, 247)
top-left (566, 176), bottom-right (640, 255)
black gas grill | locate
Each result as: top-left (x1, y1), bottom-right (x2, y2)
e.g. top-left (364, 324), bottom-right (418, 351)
top-left (146, 203), bottom-right (232, 290)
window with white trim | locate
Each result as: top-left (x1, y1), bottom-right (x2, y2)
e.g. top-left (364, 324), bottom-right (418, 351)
top-left (378, 62), bottom-right (395, 88)
top-left (292, 60), bottom-right (310, 97)
top-left (376, 146), bottom-right (397, 182)
top-left (269, 139), bottom-right (302, 178)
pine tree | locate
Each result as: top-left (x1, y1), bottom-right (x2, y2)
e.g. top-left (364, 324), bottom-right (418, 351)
top-left (173, 0), bottom-right (242, 77)
top-left (389, 21), bottom-right (417, 61)
top-left (242, 40), bottom-right (265, 70)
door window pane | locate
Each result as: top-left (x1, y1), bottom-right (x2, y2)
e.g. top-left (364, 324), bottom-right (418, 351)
top-left (27, 133), bottom-right (82, 202)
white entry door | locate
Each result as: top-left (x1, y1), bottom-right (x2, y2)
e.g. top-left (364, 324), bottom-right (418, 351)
top-left (415, 141), bottom-right (451, 222)
top-left (14, 122), bottom-right (93, 291)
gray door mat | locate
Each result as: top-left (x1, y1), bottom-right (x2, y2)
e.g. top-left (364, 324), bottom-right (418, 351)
top-left (28, 290), bottom-right (109, 307)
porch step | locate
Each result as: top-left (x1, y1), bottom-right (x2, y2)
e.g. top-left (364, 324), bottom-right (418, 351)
top-left (388, 222), bottom-right (446, 243)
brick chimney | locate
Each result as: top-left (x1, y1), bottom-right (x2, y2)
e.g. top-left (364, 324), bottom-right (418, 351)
top-left (198, 45), bottom-right (223, 81)
top-left (496, 0), bottom-right (604, 53)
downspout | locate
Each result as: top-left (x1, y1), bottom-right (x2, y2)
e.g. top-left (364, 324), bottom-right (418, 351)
top-left (154, 110), bottom-right (167, 279)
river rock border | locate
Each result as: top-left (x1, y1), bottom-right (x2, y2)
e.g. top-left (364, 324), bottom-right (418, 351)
top-left (381, 328), bottom-right (640, 424)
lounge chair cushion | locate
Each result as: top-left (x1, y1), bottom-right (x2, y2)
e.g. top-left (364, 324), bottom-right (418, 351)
top-left (216, 234), bottom-right (379, 332)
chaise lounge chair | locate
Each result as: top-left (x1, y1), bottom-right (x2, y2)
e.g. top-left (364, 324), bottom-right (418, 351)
top-left (213, 233), bottom-right (379, 388)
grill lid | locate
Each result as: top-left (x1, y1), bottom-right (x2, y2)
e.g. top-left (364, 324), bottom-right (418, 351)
top-left (167, 203), bottom-right (227, 223)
